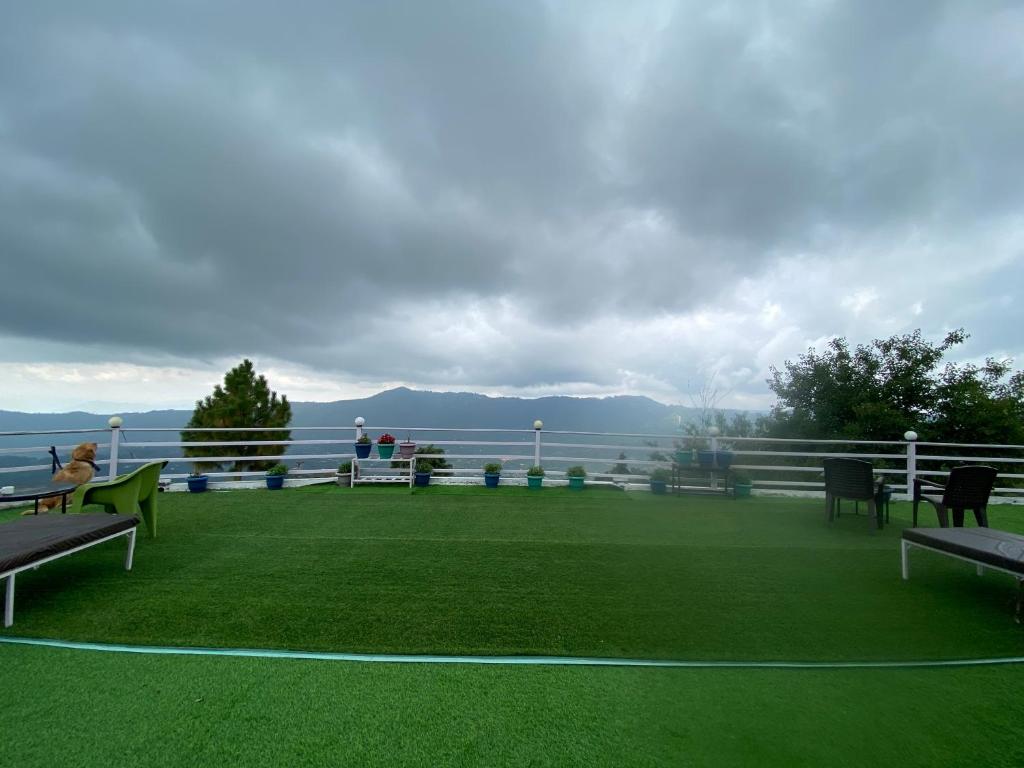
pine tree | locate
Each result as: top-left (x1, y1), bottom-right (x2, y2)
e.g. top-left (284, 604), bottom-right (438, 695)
top-left (182, 360), bottom-right (292, 473)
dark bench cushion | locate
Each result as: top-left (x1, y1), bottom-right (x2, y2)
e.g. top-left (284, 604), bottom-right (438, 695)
top-left (903, 527), bottom-right (1024, 575)
top-left (0, 514), bottom-right (138, 573)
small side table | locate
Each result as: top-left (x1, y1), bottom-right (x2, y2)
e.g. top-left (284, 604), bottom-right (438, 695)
top-left (1, 483), bottom-right (80, 514)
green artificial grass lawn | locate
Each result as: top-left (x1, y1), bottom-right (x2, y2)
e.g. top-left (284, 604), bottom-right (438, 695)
top-left (3, 642), bottom-right (1024, 768)
top-left (4, 486), bottom-right (1024, 767)
top-left (2, 485), bottom-right (1024, 660)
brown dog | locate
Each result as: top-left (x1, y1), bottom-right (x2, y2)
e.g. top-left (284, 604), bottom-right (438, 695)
top-left (34, 442), bottom-right (99, 513)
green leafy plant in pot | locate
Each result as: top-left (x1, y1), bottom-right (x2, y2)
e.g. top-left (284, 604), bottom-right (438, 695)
top-left (354, 434), bottom-right (372, 459)
top-left (336, 461), bottom-right (352, 488)
top-left (732, 473), bottom-right (752, 498)
top-left (566, 465), bottom-right (587, 490)
top-left (187, 469), bottom-right (209, 493)
top-left (649, 468), bottom-right (671, 495)
top-left (265, 463), bottom-right (288, 490)
top-left (414, 460), bottom-right (433, 487)
top-left (527, 465), bottom-right (544, 489)
top-left (483, 462), bottom-right (501, 488)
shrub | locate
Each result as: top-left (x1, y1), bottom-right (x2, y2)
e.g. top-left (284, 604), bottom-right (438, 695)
top-left (649, 468), bottom-right (671, 482)
top-left (527, 465), bottom-right (545, 477)
top-left (414, 445), bottom-right (451, 471)
top-left (732, 473), bottom-right (752, 485)
top-left (337, 461), bottom-right (352, 473)
top-left (566, 465), bottom-right (587, 478)
top-left (266, 463), bottom-right (288, 476)
top-left (483, 462), bottom-right (502, 474)
top-left (415, 460), bottom-right (434, 475)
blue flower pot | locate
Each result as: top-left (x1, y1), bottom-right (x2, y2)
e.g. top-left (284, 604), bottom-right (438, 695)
top-left (266, 474), bottom-right (285, 490)
top-left (355, 442), bottom-right (372, 459)
top-left (377, 443), bottom-right (395, 460)
top-left (698, 451), bottom-right (734, 470)
top-left (484, 473), bottom-right (500, 488)
top-left (734, 482), bottom-right (752, 498)
top-left (187, 475), bottom-right (208, 493)
top-left (527, 475), bottom-right (543, 489)
top-left (674, 451), bottom-right (693, 467)
top-left (650, 479), bottom-right (667, 495)
top-left (568, 476), bottom-right (585, 490)
top-left (414, 471), bottom-right (431, 487)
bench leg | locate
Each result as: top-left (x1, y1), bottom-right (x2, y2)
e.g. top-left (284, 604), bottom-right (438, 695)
top-left (124, 529), bottom-right (137, 571)
top-left (4, 573), bottom-right (14, 628)
top-left (901, 540), bottom-right (910, 580)
top-left (976, 563), bottom-right (984, 576)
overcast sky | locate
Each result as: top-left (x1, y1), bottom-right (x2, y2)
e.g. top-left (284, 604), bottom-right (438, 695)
top-left (2, 1), bottom-right (1022, 413)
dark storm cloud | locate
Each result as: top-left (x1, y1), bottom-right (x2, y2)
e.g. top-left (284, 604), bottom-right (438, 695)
top-left (1, 1), bottom-right (1022, 401)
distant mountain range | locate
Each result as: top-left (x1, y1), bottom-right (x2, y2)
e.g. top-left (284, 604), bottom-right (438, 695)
top-left (1, 387), bottom-right (762, 485)
top-left (1, 386), bottom-right (716, 437)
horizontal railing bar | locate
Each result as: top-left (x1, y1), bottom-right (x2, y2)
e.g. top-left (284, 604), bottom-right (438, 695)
top-left (0, 464), bottom-right (52, 474)
top-left (0, 444), bottom-right (109, 456)
top-left (917, 441), bottom-right (1024, 450)
top-left (125, 439), bottom-right (529, 449)
top-left (916, 455), bottom-right (1024, 464)
top-left (128, 440), bottom-right (347, 448)
top-left (139, 426), bottom-right (536, 433)
top-left (540, 431), bottom-right (907, 445)
top-left (727, 450), bottom-right (899, 460)
top-left (0, 428), bottom-right (110, 437)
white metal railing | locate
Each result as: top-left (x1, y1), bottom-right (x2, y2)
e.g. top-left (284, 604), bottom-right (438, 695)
top-left (1, 418), bottom-right (1023, 503)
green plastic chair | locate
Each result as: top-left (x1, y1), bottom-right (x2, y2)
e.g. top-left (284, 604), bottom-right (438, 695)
top-left (72, 461), bottom-right (168, 538)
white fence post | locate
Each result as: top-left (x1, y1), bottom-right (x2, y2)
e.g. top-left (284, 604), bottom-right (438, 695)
top-left (354, 416), bottom-right (365, 441)
top-left (708, 427), bottom-right (720, 489)
top-left (533, 420), bottom-right (543, 467)
top-left (904, 430), bottom-right (918, 501)
top-left (107, 416), bottom-right (123, 479)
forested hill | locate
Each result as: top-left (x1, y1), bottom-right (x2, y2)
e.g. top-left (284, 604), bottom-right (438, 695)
top-left (0, 387), bottom-right (725, 440)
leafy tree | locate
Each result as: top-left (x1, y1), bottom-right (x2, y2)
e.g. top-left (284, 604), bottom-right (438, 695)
top-left (413, 444), bottom-right (451, 471)
top-left (182, 359), bottom-right (292, 473)
top-left (766, 329), bottom-right (1024, 443)
top-left (608, 452), bottom-right (631, 475)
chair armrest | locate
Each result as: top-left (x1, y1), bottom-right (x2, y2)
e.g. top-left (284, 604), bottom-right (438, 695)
top-left (71, 483), bottom-right (92, 509)
top-left (916, 478), bottom-right (943, 488)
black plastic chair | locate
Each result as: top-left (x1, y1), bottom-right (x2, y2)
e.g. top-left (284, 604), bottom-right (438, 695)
top-left (823, 458), bottom-right (885, 529)
top-left (913, 465), bottom-right (997, 528)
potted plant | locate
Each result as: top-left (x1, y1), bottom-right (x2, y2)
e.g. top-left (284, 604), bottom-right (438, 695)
top-left (265, 463), bottom-right (288, 490)
top-left (414, 460), bottom-right (433, 487)
top-left (674, 436), bottom-right (700, 467)
top-left (483, 462), bottom-right (501, 488)
top-left (336, 461), bottom-right (352, 487)
top-left (398, 435), bottom-right (417, 459)
top-left (377, 432), bottom-right (396, 460)
top-left (566, 465), bottom-right (587, 490)
top-left (527, 465), bottom-right (544, 489)
top-left (649, 468), bottom-right (671, 495)
top-left (732, 473), bottom-right (752, 498)
top-left (187, 470), bottom-right (209, 493)
top-left (354, 434), bottom-right (372, 459)
top-left (698, 444), bottom-right (734, 471)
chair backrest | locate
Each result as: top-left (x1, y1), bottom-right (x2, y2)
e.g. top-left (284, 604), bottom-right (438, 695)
top-left (942, 465), bottom-right (998, 508)
top-left (133, 461), bottom-right (168, 504)
top-left (823, 458), bottom-right (876, 501)
top-left (80, 460), bottom-right (166, 504)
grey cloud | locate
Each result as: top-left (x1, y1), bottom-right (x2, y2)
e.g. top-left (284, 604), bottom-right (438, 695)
top-left (1, 1), bottom-right (1022, 402)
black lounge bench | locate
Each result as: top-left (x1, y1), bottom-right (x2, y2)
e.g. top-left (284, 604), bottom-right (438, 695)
top-left (901, 527), bottom-right (1024, 617)
top-left (1, 513), bottom-right (138, 627)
